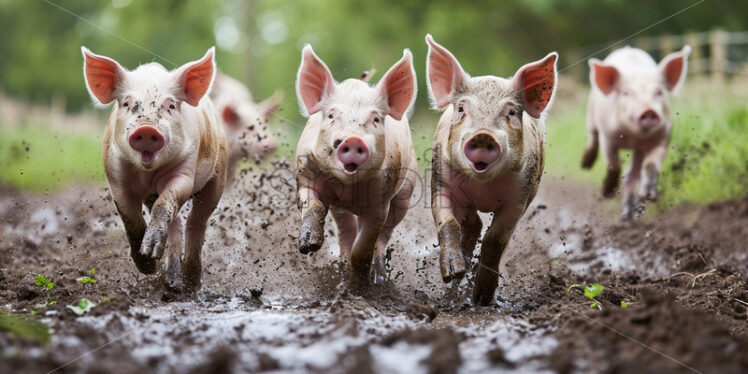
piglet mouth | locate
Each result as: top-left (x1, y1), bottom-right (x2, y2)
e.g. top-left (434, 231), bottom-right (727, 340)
top-left (343, 162), bottom-right (360, 174)
top-left (140, 151), bottom-right (157, 167)
top-left (472, 161), bottom-right (489, 172)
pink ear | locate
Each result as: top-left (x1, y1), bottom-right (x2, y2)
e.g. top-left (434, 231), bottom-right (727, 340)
top-left (514, 52), bottom-right (558, 118)
top-left (175, 47), bottom-right (216, 106)
top-left (660, 45), bottom-right (691, 92)
top-left (589, 59), bottom-right (619, 95)
top-left (425, 34), bottom-right (468, 109)
top-left (258, 91), bottom-right (282, 121)
top-left (296, 45), bottom-right (335, 116)
top-left (81, 47), bottom-right (125, 105)
top-left (377, 50), bottom-right (417, 121)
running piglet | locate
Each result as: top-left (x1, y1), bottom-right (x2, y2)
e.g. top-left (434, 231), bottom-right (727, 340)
top-left (426, 35), bottom-right (558, 305)
top-left (582, 46), bottom-right (690, 220)
top-left (81, 47), bottom-right (227, 293)
top-left (294, 45), bottom-right (418, 289)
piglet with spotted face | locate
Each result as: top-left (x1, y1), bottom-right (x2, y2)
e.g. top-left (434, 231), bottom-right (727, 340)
top-left (294, 45), bottom-right (418, 289)
top-left (211, 71), bottom-right (281, 180)
top-left (426, 35), bottom-right (557, 305)
top-left (82, 47), bottom-right (227, 293)
top-left (583, 46), bottom-right (690, 220)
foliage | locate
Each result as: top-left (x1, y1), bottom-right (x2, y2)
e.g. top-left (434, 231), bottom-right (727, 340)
top-left (67, 298), bottom-right (95, 316)
top-left (78, 268), bottom-right (97, 284)
top-left (0, 311), bottom-right (50, 344)
top-left (34, 275), bottom-right (55, 290)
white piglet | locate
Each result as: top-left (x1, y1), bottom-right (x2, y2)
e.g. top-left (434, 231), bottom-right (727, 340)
top-left (82, 47), bottom-right (227, 293)
top-left (583, 46), bottom-right (690, 220)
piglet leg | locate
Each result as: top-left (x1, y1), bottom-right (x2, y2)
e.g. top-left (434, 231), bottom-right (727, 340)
top-left (161, 216), bottom-right (184, 292)
top-left (182, 176), bottom-right (224, 292)
top-left (141, 176), bottom-right (193, 259)
top-left (113, 195), bottom-right (156, 274)
top-left (349, 211), bottom-right (386, 292)
top-left (473, 205), bottom-right (524, 306)
top-left (298, 186), bottom-right (328, 254)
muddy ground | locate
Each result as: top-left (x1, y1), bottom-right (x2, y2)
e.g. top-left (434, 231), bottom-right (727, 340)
top-left (0, 162), bottom-right (747, 374)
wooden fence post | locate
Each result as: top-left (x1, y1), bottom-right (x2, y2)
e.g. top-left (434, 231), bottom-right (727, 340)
top-left (710, 29), bottom-right (728, 81)
top-left (684, 32), bottom-right (702, 75)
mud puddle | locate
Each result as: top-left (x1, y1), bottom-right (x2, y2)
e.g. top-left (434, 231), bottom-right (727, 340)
top-left (1, 163), bottom-right (747, 373)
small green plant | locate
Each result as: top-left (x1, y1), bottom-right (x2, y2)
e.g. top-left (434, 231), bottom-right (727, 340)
top-left (67, 298), bottom-right (95, 316)
top-left (34, 275), bottom-right (55, 290)
top-left (78, 268), bottom-right (97, 284)
top-left (620, 300), bottom-right (630, 308)
top-left (568, 283), bottom-right (605, 309)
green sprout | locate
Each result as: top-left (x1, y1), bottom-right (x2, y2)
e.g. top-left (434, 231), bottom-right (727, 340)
top-left (34, 275), bottom-right (55, 290)
top-left (78, 268), bottom-right (97, 284)
top-left (67, 298), bottom-right (95, 316)
top-left (568, 283), bottom-right (605, 309)
top-left (620, 301), bottom-right (630, 308)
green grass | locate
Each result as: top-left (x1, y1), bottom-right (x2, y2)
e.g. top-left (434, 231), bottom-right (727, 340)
top-left (546, 79), bottom-right (748, 208)
top-left (0, 125), bottom-right (105, 191)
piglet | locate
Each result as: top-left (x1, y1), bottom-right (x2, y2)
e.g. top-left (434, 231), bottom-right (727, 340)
top-left (294, 45), bottom-right (418, 289)
top-left (583, 46), bottom-right (690, 220)
top-left (211, 71), bottom-right (280, 179)
top-left (82, 47), bottom-right (227, 292)
top-left (426, 35), bottom-right (558, 305)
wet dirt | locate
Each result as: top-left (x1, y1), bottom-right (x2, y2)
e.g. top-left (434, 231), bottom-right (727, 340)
top-left (0, 162), bottom-right (747, 373)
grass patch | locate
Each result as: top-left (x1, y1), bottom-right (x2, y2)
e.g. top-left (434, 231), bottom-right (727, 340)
top-left (0, 310), bottom-right (50, 344)
top-left (0, 125), bottom-right (105, 191)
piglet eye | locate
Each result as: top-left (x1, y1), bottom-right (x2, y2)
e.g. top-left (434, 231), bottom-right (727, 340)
top-left (655, 89), bottom-right (663, 96)
top-left (169, 104), bottom-right (176, 110)
top-left (508, 109), bottom-right (517, 116)
top-left (374, 117), bottom-right (380, 123)
top-left (458, 106), bottom-right (464, 113)
top-left (123, 102), bottom-right (129, 107)
top-left (328, 114), bottom-right (334, 119)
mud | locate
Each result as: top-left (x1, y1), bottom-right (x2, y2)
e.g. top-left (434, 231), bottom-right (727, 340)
top-left (0, 162), bottom-right (747, 373)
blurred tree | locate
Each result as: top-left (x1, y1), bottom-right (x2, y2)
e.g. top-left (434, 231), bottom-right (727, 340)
top-left (0, 0), bottom-right (746, 116)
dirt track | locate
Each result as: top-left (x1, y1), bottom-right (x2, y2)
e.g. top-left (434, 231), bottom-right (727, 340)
top-left (1, 161), bottom-right (747, 374)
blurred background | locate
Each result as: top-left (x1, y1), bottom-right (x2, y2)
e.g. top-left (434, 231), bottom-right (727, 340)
top-left (0, 0), bottom-right (746, 210)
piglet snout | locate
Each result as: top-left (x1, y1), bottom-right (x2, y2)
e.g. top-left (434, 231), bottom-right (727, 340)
top-left (638, 110), bottom-right (660, 129)
top-left (129, 125), bottom-right (165, 166)
top-left (129, 125), bottom-right (165, 153)
top-left (336, 137), bottom-right (369, 174)
top-left (464, 134), bottom-right (501, 173)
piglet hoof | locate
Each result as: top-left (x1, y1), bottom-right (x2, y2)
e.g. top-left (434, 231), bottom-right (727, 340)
top-left (181, 262), bottom-right (202, 294)
top-left (299, 223), bottom-right (324, 255)
top-left (439, 250), bottom-right (466, 283)
top-left (161, 257), bottom-right (184, 294)
top-left (141, 224), bottom-right (168, 259)
top-left (472, 267), bottom-right (499, 306)
top-left (371, 255), bottom-right (387, 285)
top-left (581, 149), bottom-right (596, 169)
top-left (130, 249), bottom-right (157, 275)
top-left (644, 186), bottom-right (658, 202)
top-left (348, 272), bottom-right (371, 295)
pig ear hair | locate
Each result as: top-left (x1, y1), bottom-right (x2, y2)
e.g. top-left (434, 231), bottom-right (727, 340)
top-left (258, 91), bottom-right (283, 121)
top-left (81, 46), bottom-right (126, 106)
top-left (513, 52), bottom-right (558, 119)
top-left (659, 45), bottom-right (691, 94)
top-left (588, 58), bottom-right (619, 96)
top-left (377, 49), bottom-right (417, 121)
top-left (425, 34), bottom-right (469, 110)
top-left (296, 44), bottom-right (336, 117)
top-left (175, 47), bottom-right (216, 107)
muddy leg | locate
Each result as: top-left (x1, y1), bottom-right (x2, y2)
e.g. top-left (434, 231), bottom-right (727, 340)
top-left (349, 211), bottom-right (386, 292)
top-left (601, 140), bottom-right (621, 198)
top-left (473, 207), bottom-right (522, 306)
top-left (371, 188), bottom-right (412, 285)
top-left (113, 195), bottom-right (156, 274)
top-left (141, 178), bottom-right (193, 259)
top-left (581, 127), bottom-right (599, 169)
top-left (298, 186), bottom-right (328, 254)
top-left (641, 143), bottom-right (667, 202)
top-left (433, 193), bottom-right (466, 283)
top-left (460, 209), bottom-right (482, 259)
top-left (183, 177), bottom-right (223, 293)
top-left (331, 207), bottom-right (356, 259)
top-left (622, 150), bottom-right (644, 221)
top-left (161, 216), bottom-right (184, 292)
